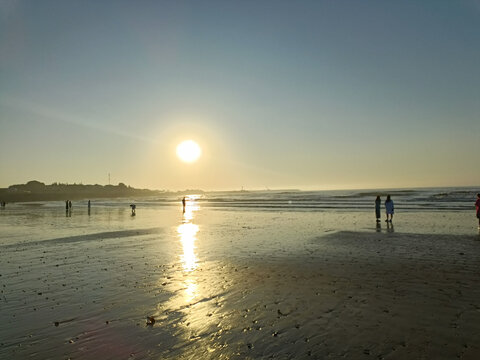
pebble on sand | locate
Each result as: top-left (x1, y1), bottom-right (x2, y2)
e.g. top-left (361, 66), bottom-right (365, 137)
top-left (146, 316), bottom-right (155, 325)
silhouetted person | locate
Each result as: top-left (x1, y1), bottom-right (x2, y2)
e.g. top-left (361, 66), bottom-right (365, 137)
top-left (182, 197), bottom-right (186, 213)
top-left (65, 201), bottom-right (72, 217)
top-left (385, 195), bottom-right (394, 222)
top-left (475, 193), bottom-right (480, 229)
top-left (130, 204), bottom-right (136, 216)
top-left (0, 201), bottom-right (5, 208)
top-left (88, 200), bottom-right (91, 215)
top-left (375, 196), bottom-right (381, 222)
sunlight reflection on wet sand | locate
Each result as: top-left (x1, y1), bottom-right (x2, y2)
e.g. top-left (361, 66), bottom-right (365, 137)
top-left (178, 196), bottom-right (199, 272)
top-left (178, 222), bottom-right (198, 272)
top-left (166, 197), bottom-right (224, 355)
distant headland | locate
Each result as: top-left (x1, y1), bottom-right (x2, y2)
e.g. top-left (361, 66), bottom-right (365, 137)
top-left (0, 180), bottom-right (203, 203)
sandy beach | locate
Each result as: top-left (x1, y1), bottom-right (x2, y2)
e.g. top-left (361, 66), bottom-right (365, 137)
top-left (1, 202), bottom-right (479, 359)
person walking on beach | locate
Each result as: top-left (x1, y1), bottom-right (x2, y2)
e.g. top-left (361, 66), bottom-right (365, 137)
top-left (375, 196), bottom-right (381, 222)
top-left (182, 197), bottom-right (186, 213)
top-left (475, 193), bottom-right (480, 229)
top-left (385, 195), bottom-right (394, 222)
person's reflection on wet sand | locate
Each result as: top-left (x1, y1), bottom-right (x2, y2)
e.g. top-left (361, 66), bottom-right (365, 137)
top-left (386, 221), bottom-right (394, 233)
top-left (375, 221), bottom-right (381, 232)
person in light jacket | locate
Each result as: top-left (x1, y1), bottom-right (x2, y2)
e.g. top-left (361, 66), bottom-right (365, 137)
top-left (385, 195), bottom-right (394, 222)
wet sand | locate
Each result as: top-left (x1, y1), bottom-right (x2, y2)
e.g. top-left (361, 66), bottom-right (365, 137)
top-left (1, 206), bottom-right (479, 359)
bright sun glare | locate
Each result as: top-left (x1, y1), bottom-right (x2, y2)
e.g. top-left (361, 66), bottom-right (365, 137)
top-left (176, 140), bottom-right (202, 163)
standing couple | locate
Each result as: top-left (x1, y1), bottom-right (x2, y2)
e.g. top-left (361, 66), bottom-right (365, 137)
top-left (375, 195), bottom-right (394, 223)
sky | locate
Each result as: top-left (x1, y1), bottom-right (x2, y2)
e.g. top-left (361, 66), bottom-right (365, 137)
top-left (1, 0), bottom-right (479, 191)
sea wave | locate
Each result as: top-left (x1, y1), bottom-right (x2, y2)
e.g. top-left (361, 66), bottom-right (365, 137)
top-left (6, 187), bottom-right (478, 212)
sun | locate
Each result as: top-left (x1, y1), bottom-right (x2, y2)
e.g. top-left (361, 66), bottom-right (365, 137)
top-left (176, 140), bottom-right (202, 163)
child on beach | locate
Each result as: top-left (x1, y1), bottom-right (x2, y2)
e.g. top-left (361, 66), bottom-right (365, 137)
top-left (375, 196), bottom-right (381, 222)
top-left (476, 193), bottom-right (480, 229)
top-left (385, 195), bottom-right (394, 222)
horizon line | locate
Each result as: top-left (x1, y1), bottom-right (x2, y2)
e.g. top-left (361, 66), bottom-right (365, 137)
top-left (2, 180), bottom-right (478, 194)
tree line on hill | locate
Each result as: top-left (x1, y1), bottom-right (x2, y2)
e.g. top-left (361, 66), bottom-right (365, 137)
top-left (0, 180), bottom-right (177, 202)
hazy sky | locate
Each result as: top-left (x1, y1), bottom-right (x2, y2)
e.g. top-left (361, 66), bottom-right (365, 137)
top-left (1, 0), bottom-right (479, 191)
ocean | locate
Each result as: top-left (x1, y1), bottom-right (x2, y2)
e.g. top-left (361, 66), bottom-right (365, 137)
top-left (5, 186), bottom-right (473, 210)
top-left (189, 187), bottom-right (479, 212)
top-left (1, 186), bottom-right (477, 213)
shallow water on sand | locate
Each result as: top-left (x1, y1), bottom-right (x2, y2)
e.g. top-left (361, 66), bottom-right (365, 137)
top-left (0, 201), bottom-right (479, 359)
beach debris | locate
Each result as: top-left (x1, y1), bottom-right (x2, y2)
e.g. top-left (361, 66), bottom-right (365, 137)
top-left (53, 318), bottom-right (77, 327)
top-left (146, 316), bottom-right (155, 325)
top-left (277, 309), bottom-right (291, 316)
